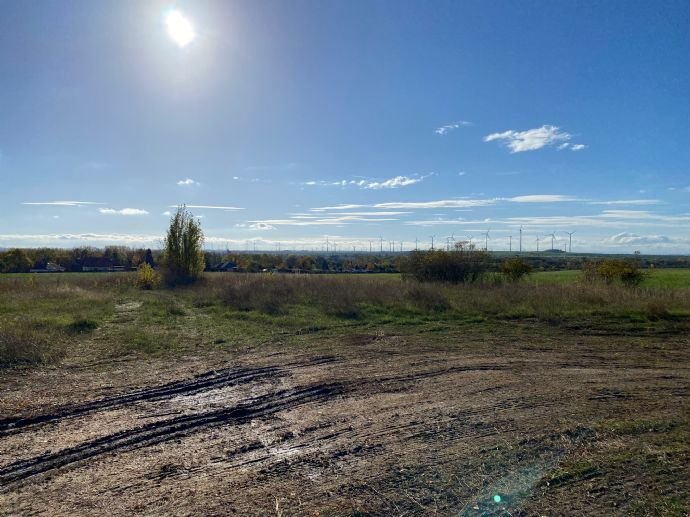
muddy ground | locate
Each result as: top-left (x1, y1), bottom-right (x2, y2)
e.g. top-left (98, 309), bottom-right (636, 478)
top-left (1, 325), bottom-right (689, 516)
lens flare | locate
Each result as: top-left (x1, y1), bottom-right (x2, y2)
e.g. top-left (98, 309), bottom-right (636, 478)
top-left (165, 10), bottom-right (196, 48)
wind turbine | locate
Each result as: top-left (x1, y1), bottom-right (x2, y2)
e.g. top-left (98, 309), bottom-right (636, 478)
top-left (519, 226), bottom-right (523, 253)
top-left (509, 235), bottom-right (512, 252)
top-left (483, 229), bottom-right (491, 251)
top-left (536, 236), bottom-right (540, 252)
top-left (563, 231), bottom-right (575, 253)
top-left (550, 232), bottom-right (556, 251)
top-left (379, 236), bottom-right (384, 254)
top-left (430, 235), bottom-right (436, 251)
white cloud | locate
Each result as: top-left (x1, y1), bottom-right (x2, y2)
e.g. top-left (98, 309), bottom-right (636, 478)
top-left (374, 199), bottom-right (494, 209)
top-left (99, 208), bottom-right (149, 216)
top-left (249, 215), bottom-right (400, 227)
top-left (169, 204), bottom-right (244, 211)
top-left (308, 174), bottom-right (431, 190)
top-left (508, 195), bottom-right (578, 203)
top-left (365, 175), bottom-right (427, 189)
top-left (570, 144), bottom-right (587, 151)
top-left (608, 233), bottom-right (675, 245)
top-left (484, 125), bottom-right (575, 153)
top-left (589, 199), bottom-right (659, 206)
top-left (177, 178), bottom-right (200, 186)
top-left (23, 201), bottom-right (103, 207)
top-left (458, 171), bottom-right (466, 176)
top-left (310, 204), bottom-right (366, 212)
top-left (249, 222), bottom-right (276, 231)
top-left (162, 211), bottom-right (172, 216)
top-left (434, 121), bottom-right (471, 135)
top-left (0, 233), bottom-right (161, 245)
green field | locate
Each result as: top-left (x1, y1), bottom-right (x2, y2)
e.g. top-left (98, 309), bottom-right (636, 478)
top-left (531, 267), bottom-right (690, 288)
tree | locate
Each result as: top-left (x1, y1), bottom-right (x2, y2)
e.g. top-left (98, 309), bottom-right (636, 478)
top-left (162, 205), bottom-right (205, 285)
top-left (0, 249), bottom-right (33, 273)
top-left (144, 248), bottom-right (155, 267)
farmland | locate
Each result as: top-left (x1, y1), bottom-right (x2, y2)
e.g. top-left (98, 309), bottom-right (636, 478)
top-left (1, 271), bottom-right (689, 515)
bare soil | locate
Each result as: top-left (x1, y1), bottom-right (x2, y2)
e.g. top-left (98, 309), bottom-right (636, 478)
top-left (1, 325), bottom-right (689, 516)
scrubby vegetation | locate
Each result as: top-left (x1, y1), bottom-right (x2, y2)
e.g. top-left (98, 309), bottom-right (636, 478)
top-left (136, 263), bottom-right (160, 290)
top-left (2, 270), bottom-right (689, 369)
top-left (501, 257), bottom-right (533, 282)
top-left (582, 259), bottom-right (647, 287)
top-left (400, 248), bottom-right (490, 283)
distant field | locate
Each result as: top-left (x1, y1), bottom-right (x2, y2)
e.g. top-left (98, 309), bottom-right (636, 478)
top-left (531, 267), bottom-right (690, 288)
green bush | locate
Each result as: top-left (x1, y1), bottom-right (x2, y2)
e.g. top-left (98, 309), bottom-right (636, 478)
top-left (582, 259), bottom-right (647, 287)
top-left (400, 248), bottom-right (490, 284)
top-left (136, 263), bottom-right (160, 290)
top-left (501, 257), bottom-right (532, 282)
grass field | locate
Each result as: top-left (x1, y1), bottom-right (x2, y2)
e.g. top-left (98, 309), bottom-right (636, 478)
top-left (530, 268), bottom-right (690, 288)
top-left (1, 272), bottom-right (689, 515)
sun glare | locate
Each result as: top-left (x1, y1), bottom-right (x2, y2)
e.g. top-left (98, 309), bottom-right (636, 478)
top-left (165, 10), bottom-right (196, 48)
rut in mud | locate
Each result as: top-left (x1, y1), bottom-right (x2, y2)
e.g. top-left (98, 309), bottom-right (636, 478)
top-left (0, 355), bottom-right (338, 437)
top-left (0, 382), bottom-right (344, 487)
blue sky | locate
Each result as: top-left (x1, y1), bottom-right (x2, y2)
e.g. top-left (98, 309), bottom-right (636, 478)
top-left (1, 0), bottom-right (689, 253)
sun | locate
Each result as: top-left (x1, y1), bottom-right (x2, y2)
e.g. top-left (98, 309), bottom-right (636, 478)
top-left (164, 9), bottom-right (196, 48)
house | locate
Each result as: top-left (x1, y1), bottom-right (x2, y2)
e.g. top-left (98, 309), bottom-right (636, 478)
top-left (81, 257), bottom-right (115, 272)
top-left (210, 261), bottom-right (238, 272)
top-left (30, 262), bottom-right (66, 273)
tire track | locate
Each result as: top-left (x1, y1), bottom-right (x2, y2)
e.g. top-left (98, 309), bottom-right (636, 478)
top-left (0, 356), bottom-right (339, 437)
top-left (0, 366), bottom-right (280, 436)
top-left (0, 383), bottom-right (344, 487)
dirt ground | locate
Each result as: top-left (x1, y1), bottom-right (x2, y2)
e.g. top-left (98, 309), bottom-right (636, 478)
top-left (1, 325), bottom-right (689, 516)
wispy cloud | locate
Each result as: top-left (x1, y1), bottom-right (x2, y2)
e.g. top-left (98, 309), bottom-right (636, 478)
top-left (168, 204), bottom-right (244, 211)
top-left (508, 195), bottom-right (579, 203)
top-left (607, 232), bottom-right (681, 246)
top-left (307, 174), bottom-right (432, 190)
top-left (434, 121), bottom-right (471, 135)
top-left (365, 175), bottom-right (429, 189)
top-left (0, 233), bottom-right (161, 244)
top-left (310, 204), bottom-right (366, 212)
top-left (484, 125), bottom-right (584, 153)
top-left (589, 199), bottom-right (660, 206)
top-left (23, 201), bottom-right (103, 207)
top-left (250, 222), bottom-right (276, 231)
top-left (162, 211), bottom-right (172, 216)
top-left (177, 178), bottom-right (200, 186)
top-left (374, 199), bottom-right (494, 209)
top-left (249, 215), bottom-right (400, 227)
top-left (99, 208), bottom-right (149, 216)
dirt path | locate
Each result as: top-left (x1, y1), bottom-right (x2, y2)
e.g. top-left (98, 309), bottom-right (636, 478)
top-left (1, 331), bottom-right (688, 515)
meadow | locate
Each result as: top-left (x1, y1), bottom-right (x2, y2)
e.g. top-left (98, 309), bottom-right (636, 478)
top-left (1, 270), bottom-right (689, 515)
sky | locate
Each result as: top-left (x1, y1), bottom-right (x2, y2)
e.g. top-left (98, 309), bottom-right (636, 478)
top-left (1, 0), bottom-right (689, 253)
